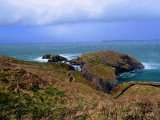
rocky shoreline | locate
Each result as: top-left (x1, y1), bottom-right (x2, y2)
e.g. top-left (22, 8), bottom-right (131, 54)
top-left (42, 51), bottom-right (144, 93)
top-left (1, 51), bottom-right (160, 120)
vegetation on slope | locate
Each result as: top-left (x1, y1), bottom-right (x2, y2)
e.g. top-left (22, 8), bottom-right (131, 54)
top-left (0, 87), bottom-right (66, 120)
top-left (0, 55), bottom-right (160, 120)
top-left (79, 50), bottom-right (144, 74)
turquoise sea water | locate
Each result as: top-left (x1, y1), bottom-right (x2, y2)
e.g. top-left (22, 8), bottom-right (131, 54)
top-left (0, 41), bottom-right (160, 83)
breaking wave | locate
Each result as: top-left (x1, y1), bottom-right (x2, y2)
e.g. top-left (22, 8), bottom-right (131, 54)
top-left (143, 63), bottom-right (160, 70)
top-left (33, 57), bottom-right (48, 62)
top-left (60, 53), bottom-right (81, 60)
top-left (33, 53), bottom-right (81, 63)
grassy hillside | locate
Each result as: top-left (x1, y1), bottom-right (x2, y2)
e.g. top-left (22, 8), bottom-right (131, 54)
top-left (0, 56), bottom-right (160, 120)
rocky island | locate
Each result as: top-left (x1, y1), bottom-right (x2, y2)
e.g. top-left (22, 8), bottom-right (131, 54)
top-left (43, 51), bottom-right (144, 92)
top-left (0, 51), bottom-right (160, 120)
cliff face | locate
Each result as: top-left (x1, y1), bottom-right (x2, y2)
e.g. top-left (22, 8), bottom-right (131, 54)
top-left (1, 53), bottom-right (160, 120)
top-left (72, 51), bottom-right (144, 92)
top-left (81, 63), bottom-right (116, 92)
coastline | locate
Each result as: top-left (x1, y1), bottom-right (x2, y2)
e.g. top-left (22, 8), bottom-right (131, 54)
top-left (1, 54), bottom-right (160, 119)
top-left (33, 54), bottom-right (160, 84)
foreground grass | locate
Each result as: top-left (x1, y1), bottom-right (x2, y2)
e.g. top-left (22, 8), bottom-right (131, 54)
top-left (0, 87), bottom-right (67, 120)
top-left (1, 56), bottom-right (160, 120)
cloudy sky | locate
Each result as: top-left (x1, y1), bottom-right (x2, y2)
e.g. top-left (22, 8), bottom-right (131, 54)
top-left (0, 0), bottom-right (160, 43)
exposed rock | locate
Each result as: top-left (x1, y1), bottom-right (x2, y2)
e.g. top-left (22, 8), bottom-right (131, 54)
top-left (82, 64), bottom-right (116, 92)
top-left (0, 56), bottom-right (160, 120)
top-left (78, 51), bottom-right (144, 75)
top-left (42, 54), bottom-right (76, 71)
top-left (42, 54), bottom-right (51, 59)
top-left (72, 65), bottom-right (81, 71)
top-left (67, 64), bottom-right (75, 71)
top-left (72, 51), bottom-right (144, 92)
top-left (69, 57), bottom-right (81, 65)
top-left (42, 54), bottom-right (68, 63)
top-left (82, 63), bottom-right (116, 92)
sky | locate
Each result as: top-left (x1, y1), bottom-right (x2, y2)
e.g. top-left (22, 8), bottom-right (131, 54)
top-left (0, 0), bottom-right (160, 44)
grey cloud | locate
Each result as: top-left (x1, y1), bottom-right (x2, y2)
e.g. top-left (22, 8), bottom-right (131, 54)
top-left (0, 0), bottom-right (160, 26)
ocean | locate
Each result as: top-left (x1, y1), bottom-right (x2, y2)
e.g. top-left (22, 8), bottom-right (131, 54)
top-left (0, 41), bottom-right (160, 83)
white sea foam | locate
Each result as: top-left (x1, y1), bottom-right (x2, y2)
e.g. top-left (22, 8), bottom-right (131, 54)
top-left (60, 53), bottom-right (81, 60)
top-left (119, 72), bottom-right (136, 78)
top-left (33, 53), bottom-right (81, 63)
top-left (72, 65), bottom-right (81, 71)
top-left (34, 57), bottom-right (48, 62)
top-left (143, 63), bottom-right (160, 70)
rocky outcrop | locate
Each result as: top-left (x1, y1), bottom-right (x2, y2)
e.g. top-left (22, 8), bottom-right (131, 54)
top-left (76, 51), bottom-right (144, 74)
top-left (42, 54), bottom-right (51, 59)
top-left (41, 51), bottom-right (144, 93)
top-left (71, 51), bottom-right (144, 92)
top-left (82, 64), bottom-right (116, 92)
top-left (42, 54), bottom-right (77, 71)
top-left (69, 57), bottom-right (81, 65)
top-left (42, 54), bottom-right (68, 63)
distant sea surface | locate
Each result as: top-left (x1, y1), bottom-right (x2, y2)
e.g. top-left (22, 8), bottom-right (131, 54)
top-left (0, 41), bottom-right (160, 83)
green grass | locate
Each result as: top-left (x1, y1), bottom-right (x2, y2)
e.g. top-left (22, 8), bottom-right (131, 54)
top-left (89, 64), bottom-right (116, 82)
top-left (0, 87), bottom-right (67, 120)
top-left (0, 55), bottom-right (160, 120)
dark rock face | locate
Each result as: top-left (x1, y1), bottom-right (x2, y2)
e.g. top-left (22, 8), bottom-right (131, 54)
top-left (115, 55), bottom-right (144, 74)
top-left (61, 63), bottom-right (75, 71)
top-left (42, 54), bottom-right (68, 63)
top-left (42, 51), bottom-right (144, 93)
top-left (74, 51), bottom-right (144, 74)
top-left (71, 51), bottom-right (144, 93)
top-left (82, 65), bottom-right (116, 93)
top-left (42, 54), bottom-right (76, 71)
top-left (42, 54), bottom-right (51, 59)
top-left (69, 57), bottom-right (81, 65)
